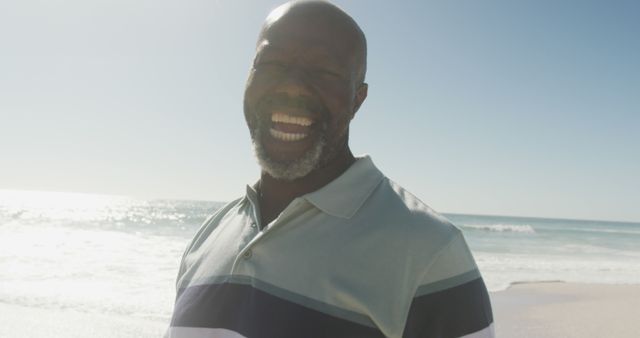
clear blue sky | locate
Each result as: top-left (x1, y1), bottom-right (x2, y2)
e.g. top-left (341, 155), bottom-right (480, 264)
top-left (1, 0), bottom-right (638, 222)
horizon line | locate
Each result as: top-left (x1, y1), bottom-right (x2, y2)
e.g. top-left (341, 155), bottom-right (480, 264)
top-left (1, 187), bottom-right (638, 225)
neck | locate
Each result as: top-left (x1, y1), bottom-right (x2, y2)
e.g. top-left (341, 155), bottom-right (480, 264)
top-left (256, 147), bottom-right (356, 225)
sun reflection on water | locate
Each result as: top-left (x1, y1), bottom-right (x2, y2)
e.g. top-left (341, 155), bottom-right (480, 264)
top-left (0, 189), bottom-right (221, 320)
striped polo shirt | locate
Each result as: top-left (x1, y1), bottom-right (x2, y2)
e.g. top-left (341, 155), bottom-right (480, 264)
top-left (168, 156), bottom-right (493, 338)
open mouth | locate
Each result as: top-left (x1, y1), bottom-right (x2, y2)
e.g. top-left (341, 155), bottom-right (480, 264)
top-left (269, 112), bottom-right (315, 142)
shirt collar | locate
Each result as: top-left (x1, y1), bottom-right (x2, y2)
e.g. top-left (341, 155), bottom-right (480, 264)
top-left (244, 182), bottom-right (260, 211)
top-left (244, 155), bottom-right (385, 219)
top-left (304, 155), bottom-right (384, 219)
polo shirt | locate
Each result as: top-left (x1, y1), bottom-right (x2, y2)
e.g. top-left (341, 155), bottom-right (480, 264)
top-left (168, 155), bottom-right (493, 338)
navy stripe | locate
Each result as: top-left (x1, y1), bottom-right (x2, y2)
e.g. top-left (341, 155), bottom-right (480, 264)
top-left (171, 282), bottom-right (385, 338)
top-left (402, 277), bottom-right (493, 338)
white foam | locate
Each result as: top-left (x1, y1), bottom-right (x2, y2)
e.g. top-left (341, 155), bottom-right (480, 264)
top-left (0, 222), bottom-right (184, 320)
top-left (476, 252), bottom-right (640, 292)
top-left (462, 223), bottom-right (536, 234)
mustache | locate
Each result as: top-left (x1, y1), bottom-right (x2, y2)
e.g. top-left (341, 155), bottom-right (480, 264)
top-left (257, 93), bottom-right (325, 116)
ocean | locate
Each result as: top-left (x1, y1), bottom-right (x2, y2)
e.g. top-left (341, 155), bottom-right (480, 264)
top-left (1, 189), bottom-right (639, 328)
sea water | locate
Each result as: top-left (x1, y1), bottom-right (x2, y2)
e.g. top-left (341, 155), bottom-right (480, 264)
top-left (447, 214), bottom-right (640, 290)
top-left (1, 190), bottom-right (639, 324)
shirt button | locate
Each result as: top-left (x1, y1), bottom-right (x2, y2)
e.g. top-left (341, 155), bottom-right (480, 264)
top-left (250, 221), bottom-right (257, 228)
top-left (243, 249), bottom-right (253, 259)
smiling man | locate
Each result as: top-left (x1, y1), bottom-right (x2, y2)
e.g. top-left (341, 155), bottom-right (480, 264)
top-left (167, 1), bottom-right (493, 337)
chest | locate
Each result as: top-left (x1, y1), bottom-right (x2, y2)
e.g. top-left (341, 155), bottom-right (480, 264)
top-left (185, 210), bottom-right (414, 305)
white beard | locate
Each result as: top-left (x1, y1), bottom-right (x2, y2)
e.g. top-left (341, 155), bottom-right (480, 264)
top-left (251, 126), bottom-right (326, 181)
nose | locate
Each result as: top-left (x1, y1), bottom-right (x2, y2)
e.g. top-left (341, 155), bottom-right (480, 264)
top-left (274, 66), bottom-right (314, 98)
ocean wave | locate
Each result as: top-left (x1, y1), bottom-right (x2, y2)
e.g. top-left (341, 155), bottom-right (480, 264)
top-left (462, 223), bottom-right (536, 234)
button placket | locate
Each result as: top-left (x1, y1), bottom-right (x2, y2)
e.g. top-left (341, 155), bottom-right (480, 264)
top-left (230, 210), bottom-right (264, 275)
top-left (241, 219), bottom-right (257, 261)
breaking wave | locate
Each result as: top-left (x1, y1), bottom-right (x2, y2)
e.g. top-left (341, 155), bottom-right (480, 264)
top-left (462, 223), bottom-right (536, 234)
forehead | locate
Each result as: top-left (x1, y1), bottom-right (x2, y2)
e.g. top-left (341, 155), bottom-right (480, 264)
top-left (256, 37), bottom-right (344, 66)
top-left (257, 11), bottom-right (358, 64)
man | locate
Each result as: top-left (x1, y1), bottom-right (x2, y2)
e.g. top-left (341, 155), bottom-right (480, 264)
top-left (168, 1), bottom-right (493, 337)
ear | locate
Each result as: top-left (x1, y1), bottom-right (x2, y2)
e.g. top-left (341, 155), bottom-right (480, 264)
top-left (351, 83), bottom-right (368, 117)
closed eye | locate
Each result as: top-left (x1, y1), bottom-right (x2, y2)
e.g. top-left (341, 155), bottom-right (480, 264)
top-left (311, 67), bottom-right (343, 80)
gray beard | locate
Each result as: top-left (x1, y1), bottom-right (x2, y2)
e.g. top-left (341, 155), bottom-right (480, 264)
top-left (251, 126), bottom-right (327, 181)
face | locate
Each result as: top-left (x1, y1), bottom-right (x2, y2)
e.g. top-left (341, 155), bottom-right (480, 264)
top-left (244, 8), bottom-right (366, 180)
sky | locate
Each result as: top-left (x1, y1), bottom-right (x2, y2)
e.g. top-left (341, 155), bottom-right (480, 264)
top-left (1, 0), bottom-right (638, 222)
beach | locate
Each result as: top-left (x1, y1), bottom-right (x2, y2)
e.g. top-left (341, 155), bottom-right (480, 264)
top-left (1, 191), bottom-right (639, 337)
top-left (0, 282), bottom-right (638, 337)
top-left (491, 282), bottom-right (640, 338)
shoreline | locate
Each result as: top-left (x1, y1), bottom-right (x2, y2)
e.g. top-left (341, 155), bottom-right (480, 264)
top-left (490, 282), bottom-right (640, 338)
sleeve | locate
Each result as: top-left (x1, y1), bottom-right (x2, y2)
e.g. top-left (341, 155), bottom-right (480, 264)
top-left (402, 230), bottom-right (494, 338)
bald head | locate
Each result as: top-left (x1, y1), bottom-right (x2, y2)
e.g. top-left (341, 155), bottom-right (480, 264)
top-left (258, 0), bottom-right (367, 84)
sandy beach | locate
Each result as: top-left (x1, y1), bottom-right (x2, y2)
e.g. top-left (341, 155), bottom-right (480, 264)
top-left (491, 282), bottom-right (640, 338)
top-left (0, 282), bottom-right (639, 337)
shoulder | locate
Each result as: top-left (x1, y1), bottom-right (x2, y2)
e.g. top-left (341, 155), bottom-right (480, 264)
top-left (375, 180), bottom-right (481, 285)
top-left (182, 197), bottom-right (245, 255)
top-left (362, 177), bottom-right (461, 249)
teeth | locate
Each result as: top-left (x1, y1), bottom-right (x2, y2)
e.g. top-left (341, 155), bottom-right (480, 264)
top-left (271, 113), bottom-right (313, 126)
top-left (270, 128), bottom-right (308, 141)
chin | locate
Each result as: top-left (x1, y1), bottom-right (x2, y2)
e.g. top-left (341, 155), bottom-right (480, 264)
top-left (252, 127), bottom-right (327, 181)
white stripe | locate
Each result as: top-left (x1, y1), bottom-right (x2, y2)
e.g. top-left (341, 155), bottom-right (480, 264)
top-left (460, 323), bottom-right (495, 338)
top-left (165, 327), bottom-right (248, 338)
